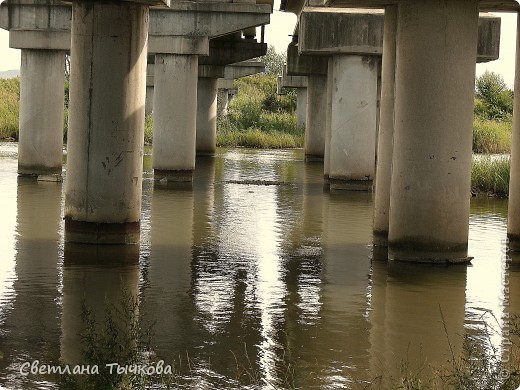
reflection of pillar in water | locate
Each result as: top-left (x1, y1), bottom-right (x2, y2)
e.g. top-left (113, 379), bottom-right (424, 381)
top-left (192, 156), bottom-right (216, 248)
top-left (0, 179), bottom-right (62, 383)
top-left (61, 245), bottom-right (140, 365)
top-left (140, 183), bottom-right (195, 359)
top-left (369, 259), bottom-right (467, 383)
top-left (310, 192), bottom-right (372, 385)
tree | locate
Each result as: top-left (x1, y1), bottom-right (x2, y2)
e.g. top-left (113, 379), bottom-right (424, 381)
top-left (261, 45), bottom-right (286, 76)
top-left (475, 71), bottom-right (513, 121)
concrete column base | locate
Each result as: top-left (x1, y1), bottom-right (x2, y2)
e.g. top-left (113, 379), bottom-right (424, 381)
top-left (153, 169), bottom-right (194, 182)
top-left (65, 218), bottom-right (140, 245)
top-left (329, 178), bottom-right (373, 192)
top-left (388, 245), bottom-right (472, 264)
top-left (305, 154), bottom-right (324, 162)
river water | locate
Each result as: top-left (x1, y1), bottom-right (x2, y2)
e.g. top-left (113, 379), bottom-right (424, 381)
top-left (0, 142), bottom-right (517, 389)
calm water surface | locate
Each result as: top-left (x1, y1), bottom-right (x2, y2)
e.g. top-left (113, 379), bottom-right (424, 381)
top-left (0, 142), bottom-right (517, 389)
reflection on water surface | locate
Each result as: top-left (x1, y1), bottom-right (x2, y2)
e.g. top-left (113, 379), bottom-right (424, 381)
top-left (0, 143), bottom-right (517, 388)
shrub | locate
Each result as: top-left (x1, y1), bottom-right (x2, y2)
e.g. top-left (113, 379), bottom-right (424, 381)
top-left (475, 71), bottom-right (514, 121)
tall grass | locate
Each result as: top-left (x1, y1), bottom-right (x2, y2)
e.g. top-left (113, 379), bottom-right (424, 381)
top-left (471, 155), bottom-right (510, 197)
top-left (473, 118), bottom-right (512, 154)
top-left (0, 77), bottom-right (20, 140)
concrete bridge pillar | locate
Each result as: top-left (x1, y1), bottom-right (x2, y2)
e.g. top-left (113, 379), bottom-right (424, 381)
top-left (153, 54), bottom-right (198, 181)
top-left (18, 49), bottom-right (65, 178)
top-left (305, 74), bottom-right (328, 161)
top-left (508, 13), bottom-right (520, 250)
top-left (373, 6), bottom-right (398, 245)
top-left (64, 1), bottom-right (149, 244)
top-left (326, 55), bottom-right (378, 191)
top-left (388, 0), bottom-right (478, 262)
top-left (196, 77), bottom-right (219, 156)
top-left (296, 87), bottom-right (307, 130)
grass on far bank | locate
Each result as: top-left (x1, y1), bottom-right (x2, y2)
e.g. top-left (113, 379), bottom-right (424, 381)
top-left (473, 117), bottom-right (512, 154)
top-left (471, 155), bottom-right (510, 197)
top-left (0, 78), bottom-right (20, 140)
top-left (216, 74), bottom-right (304, 149)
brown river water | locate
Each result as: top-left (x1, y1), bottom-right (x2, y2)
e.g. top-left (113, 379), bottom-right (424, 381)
top-left (0, 142), bottom-right (517, 389)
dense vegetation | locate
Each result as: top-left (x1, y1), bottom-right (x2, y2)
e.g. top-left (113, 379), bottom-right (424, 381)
top-left (216, 73), bottom-right (302, 148)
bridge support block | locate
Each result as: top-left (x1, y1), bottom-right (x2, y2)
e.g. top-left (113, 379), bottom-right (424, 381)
top-left (153, 53), bottom-right (198, 182)
top-left (18, 49), bottom-right (65, 178)
top-left (196, 77), bottom-right (218, 156)
top-left (508, 13), bottom-right (520, 251)
top-left (325, 54), bottom-right (378, 192)
top-left (305, 74), bottom-right (327, 161)
top-left (388, 0), bottom-right (478, 263)
top-left (64, 1), bottom-right (148, 244)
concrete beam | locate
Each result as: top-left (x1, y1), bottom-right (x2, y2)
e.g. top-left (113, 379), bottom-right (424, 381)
top-left (218, 78), bottom-right (235, 90)
top-left (286, 41), bottom-right (327, 76)
top-left (281, 0), bottom-right (520, 13)
top-left (2, 2), bottom-right (270, 54)
top-left (298, 8), bottom-right (500, 63)
top-left (280, 66), bottom-right (308, 88)
top-left (199, 64), bottom-right (226, 79)
top-left (62, 0), bottom-right (170, 6)
top-left (299, 8), bottom-right (383, 56)
top-left (148, 3), bottom-right (270, 38)
top-left (198, 37), bottom-right (267, 66)
top-left (223, 61), bottom-right (265, 79)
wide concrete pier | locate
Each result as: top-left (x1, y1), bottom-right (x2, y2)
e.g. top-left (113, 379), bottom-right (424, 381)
top-left (64, 1), bottom-right (153, 244)
top-left (388, 0), bottom-right (478, 262)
